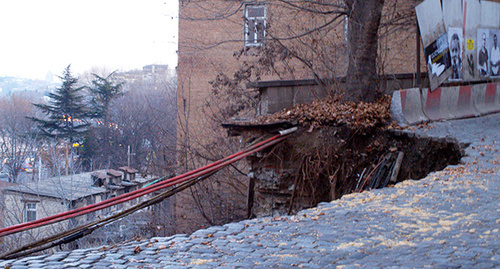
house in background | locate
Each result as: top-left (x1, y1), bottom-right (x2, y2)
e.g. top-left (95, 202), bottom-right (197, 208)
top-left (0, 167), bottom-right (158, 249)
top-left (0, 180), bottom-right (17, 250)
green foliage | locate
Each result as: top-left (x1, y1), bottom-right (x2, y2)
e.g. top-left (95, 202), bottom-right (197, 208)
top-left (79, 72), bottom-right (125, 169)
top-left (30, 65), bottom-right (90, 143)
top-left (87, 72), bottom-right (124, 123)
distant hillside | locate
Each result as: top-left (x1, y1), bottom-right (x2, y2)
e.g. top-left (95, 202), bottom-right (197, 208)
top-left (0, 76), bottom-right (57, 96)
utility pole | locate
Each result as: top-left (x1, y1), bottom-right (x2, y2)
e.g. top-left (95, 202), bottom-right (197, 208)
top-left (65, 143), bottom-right (69, 176)
top-left (127, 145), bottom-right (135, 167)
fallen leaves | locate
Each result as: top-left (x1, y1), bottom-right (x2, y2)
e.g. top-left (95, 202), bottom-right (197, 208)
top-left (443, 166), bottom-right (469, 175)
top-left (254, 95), bottom-right (392, 130)
top-left (190, 259), bottom-right (213, 265)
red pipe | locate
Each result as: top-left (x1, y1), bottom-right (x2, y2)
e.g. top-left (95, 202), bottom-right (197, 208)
top-left (57, 135), bottom-right (288, 221)
top-left (0, 133), bottom-right (288, 237)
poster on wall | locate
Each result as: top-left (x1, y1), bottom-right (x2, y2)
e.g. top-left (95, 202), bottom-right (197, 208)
top-left (477, 29), bottom-right (490, 78)
top-left (490, 29), bottom-right (500, 78)
top-left (463, 0), bottom-right (481, 80)
top-left (424, 33), bottom-right (451, 79)
top-left (416, 0), bottom-right (452, 91)
top-left (416, 0), bottom-right (500, 86)
top-left (448, 27), bottom-right (463, 81)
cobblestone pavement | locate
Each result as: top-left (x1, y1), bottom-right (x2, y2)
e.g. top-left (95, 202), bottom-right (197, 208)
top-left (1, 114), bottom-right (500, 268)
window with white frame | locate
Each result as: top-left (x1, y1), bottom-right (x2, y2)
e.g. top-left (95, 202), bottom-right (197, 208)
top-left (25, 202), bottom-right (37, 222)
top-left (244, 5), bottom-right (266, 46)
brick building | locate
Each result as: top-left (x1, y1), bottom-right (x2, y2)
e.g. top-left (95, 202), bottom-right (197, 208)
top-left (177, 0), bottom-right (421, 160)
top-left (175, 0), bottom-right (423, 232)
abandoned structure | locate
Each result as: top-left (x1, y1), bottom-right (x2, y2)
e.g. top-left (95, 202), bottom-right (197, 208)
top-left (0, 167), bottom-right (157, 248)
top-left (177, 0), bottom-right (423, 159)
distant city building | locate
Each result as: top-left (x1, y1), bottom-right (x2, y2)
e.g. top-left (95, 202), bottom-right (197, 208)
top-left (112, 64), bottom-right (172, 85)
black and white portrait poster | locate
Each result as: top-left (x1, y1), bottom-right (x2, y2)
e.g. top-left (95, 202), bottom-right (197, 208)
top-left (477, 29), bottom-right (490, 78)
top-left (448, 27), bottom-right (463, 81)
top-left (489, 29), bottom-right (500, 78)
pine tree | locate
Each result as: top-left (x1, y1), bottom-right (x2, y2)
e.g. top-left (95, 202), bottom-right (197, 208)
top-left (81, 72), bottom-right (125, 168)
top-left (30, 65), bottom-right (90, 143)
top-left (87, 72), bottom-right (124, 126)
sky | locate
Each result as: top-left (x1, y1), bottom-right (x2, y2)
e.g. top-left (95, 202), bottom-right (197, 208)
top-left (0, 0), bottom-right (178, 80)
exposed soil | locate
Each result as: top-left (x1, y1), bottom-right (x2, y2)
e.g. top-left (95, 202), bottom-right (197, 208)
top-left (239, 96), bottom-right (465, 216)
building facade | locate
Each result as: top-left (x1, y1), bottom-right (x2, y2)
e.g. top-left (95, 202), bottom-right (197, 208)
top-left (177, 0), bottom-right (422, 160)
top-left (175, 0), bottom-right (423, 232)
top-left (0, 167), bottom-right (158, 250)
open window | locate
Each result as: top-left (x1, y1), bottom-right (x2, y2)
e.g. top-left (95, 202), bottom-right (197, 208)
top-left (244, 5), bottom-right (266, 46)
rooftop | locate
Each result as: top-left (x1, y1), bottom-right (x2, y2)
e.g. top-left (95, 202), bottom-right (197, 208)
top-left (3, 169), bottom-right (157, 201)
top-left (1, 113), bottom-right (499, 267)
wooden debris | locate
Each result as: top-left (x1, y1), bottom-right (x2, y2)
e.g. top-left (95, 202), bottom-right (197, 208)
top-left (390, 152), bottom-right (405, 183)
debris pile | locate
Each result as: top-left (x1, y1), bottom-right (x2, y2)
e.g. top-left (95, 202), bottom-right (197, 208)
top-left (353, 150), bottom-right (405, 192)
top-left (256, 95), bottom-right (392, 129)
top-left (237, 94), bottom-right (463, 217)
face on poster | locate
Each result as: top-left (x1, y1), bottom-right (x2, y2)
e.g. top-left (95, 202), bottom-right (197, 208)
top-left (477, 29), bottom-right (490, 78)
top-left (448, 27), bottom-right (463, 80)
top-left (490, 29), bottom-right (500, 77)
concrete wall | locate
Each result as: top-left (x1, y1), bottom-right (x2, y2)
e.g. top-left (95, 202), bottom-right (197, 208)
top-left (2, 191), bottom-right (72, 249)
top-left (251, 74), bottom-right (428, 115)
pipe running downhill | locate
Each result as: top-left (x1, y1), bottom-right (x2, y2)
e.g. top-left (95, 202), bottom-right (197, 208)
top-left (0, 127), bottom-right (297, 238)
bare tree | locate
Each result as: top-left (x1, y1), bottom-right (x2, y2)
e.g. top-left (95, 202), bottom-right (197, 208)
top-left (175, 0), bottom-right (422, 232)
top-left (78, 68), bottom-right (177, 173)
top-left (0, 93), bottom-right (41, 182)
top-left (180, 0), bottom-right (420, 102)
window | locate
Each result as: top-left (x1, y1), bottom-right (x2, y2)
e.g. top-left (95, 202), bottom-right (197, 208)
top-left (25, 203), bottom-right (37, 222)
top-left (344, 15), bottom-right (349, 42)
top-left (245, 5), bottom-right (266, 46)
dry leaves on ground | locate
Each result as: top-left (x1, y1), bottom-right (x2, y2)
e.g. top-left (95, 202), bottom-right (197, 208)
top-left (254, 95), bottom-right (392, 129)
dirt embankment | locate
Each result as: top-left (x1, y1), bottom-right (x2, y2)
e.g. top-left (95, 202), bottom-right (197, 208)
top-left (245, 96), bottom-right (464, 216)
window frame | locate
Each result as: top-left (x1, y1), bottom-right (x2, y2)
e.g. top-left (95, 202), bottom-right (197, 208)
top-left (244, 4), bottom-right (266, 47)
top-left (25, 202), bottom-right (37, 222)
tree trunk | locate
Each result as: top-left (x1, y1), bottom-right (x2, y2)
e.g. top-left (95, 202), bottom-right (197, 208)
top-left (345, 0), bottom-right (385, 103)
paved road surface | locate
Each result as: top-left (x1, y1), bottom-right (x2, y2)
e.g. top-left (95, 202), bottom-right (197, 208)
top-left (1, 114), bottom-right (499, 268)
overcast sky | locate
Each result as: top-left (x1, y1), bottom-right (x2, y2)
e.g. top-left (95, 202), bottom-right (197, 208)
top-left (0, 0), bottom-right (178, 80)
